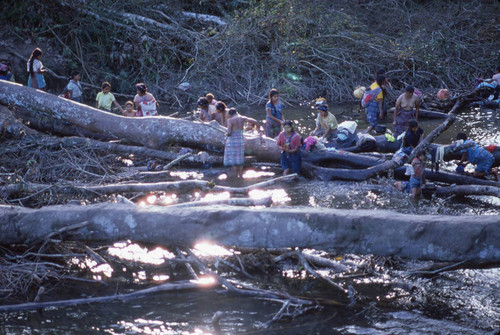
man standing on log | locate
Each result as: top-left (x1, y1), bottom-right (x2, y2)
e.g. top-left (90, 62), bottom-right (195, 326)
top-left (224, 108), bottom-right (262, 178)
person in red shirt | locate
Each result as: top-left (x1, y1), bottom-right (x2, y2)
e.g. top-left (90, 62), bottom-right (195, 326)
top-left (277, 121), bottom-right (302, 175)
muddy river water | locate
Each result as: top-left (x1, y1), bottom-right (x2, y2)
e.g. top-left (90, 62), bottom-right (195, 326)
top-left (1, 103), bottom-right (498, 334)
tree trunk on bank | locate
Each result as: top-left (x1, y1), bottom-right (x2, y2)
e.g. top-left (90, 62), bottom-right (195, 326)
top-left (394, 167), bottom-right (500, 187)
top-left (0, 203), bottom-right (498, 262)
top-left (0, 81), bottom-right (281, 162)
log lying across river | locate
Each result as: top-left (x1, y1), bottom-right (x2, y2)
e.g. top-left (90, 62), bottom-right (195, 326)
top-left (0, 203), bottom-right (498, 263)
top-left (0, 81), bottom-right (281, 162)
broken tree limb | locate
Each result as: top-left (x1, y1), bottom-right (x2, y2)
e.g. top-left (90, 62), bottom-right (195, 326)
top-left (0, 81), bottom-right (281, 162)
top-left (305, 161), bottom-right (396, 181)
top-left (0, 279), bottom-right (217, 313)
top-left (434, 185), bottom-right (500, 198)
top-left (166, 196), bottom-right (273, 208)
top-left (394, 167), bottom-right (500, 187)
top-left (1, 203), bottom-right (498, 262)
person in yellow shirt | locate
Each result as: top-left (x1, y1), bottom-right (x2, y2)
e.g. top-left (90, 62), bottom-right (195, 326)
top-left (96, 82), bottom-right (124, 113)
top-left (366, 75), bottom-right (385, 133)
top-left (309, 99), bottom-right (338, 141)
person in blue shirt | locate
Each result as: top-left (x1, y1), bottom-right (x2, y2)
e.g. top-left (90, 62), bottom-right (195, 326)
top-left (456, 133), bottom-right (498, 180)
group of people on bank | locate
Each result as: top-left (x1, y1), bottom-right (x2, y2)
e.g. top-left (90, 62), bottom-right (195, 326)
top-left (7, 48), bottom-right (499, 192)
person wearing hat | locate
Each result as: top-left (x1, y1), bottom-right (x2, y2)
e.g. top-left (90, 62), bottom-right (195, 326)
top-left (197, 97), bottom-right (211, 121)
top-left (393, 85), bottom-right (420, 137)
top-left (309, 98), bottom-right (338, 142)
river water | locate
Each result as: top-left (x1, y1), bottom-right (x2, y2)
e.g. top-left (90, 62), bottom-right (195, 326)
top-left (1, 103), bottom-right (499, 334)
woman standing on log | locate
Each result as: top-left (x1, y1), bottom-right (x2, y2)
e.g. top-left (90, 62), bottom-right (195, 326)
top-left (224, 108), bottom-right (262, 177)
top-left (393, 86), bottom-right (420, 138)
top-left (134, 83), bottom-right (158, 117)
top-left (277, 121), bottom-right (302, 175)
top-left (27, 48), bottom-right (47, 90)
top-left (366, 75), bottom-right (385, 133)
top-left (265, 89), bottom-right (284, 139)
top-left (212, 101), bottom-right (227, 127)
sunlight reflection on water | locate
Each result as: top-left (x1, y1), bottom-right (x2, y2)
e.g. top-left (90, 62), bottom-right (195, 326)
top-left (193, 242), bottom-right (233, 257)
top-left (170, 171), bottom-right (204, 180)
top-left (242, 169), bottom-right (275, 179)
top-left (248, 188), bottom-right (290, 203)
top-left (108, 242), bottom-right (175, 265)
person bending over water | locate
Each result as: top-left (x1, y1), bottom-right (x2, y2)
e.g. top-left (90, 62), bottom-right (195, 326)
top-left (224, 108), bottom-right (262, 178)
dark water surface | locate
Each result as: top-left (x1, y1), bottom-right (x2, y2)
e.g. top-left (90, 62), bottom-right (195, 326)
top-left (1, 103), bottom-right (499, 334)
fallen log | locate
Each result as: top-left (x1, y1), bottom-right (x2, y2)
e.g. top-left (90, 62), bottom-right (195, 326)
top-left (434, 185), bottom-right (500, 198)
top-left (305, 161), bottom-right (396, 182)
top-left (394, 167), bottom-right (500, 187)
top-left (0, 81), bottom-right (281, 162)
top-left (0, 203), bottom-right (498, 262)
top-left (388, 107), bottom-right (448, 119)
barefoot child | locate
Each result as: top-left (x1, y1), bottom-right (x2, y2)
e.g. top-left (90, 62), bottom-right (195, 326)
top-left (66, 70), bottom-right (83, 102)
top-left (410, 150), bottom-right (427, 198)
top-left (277, 121), bottom-right (302, 175)
top-left (122, 101), bottom-right (136, 117)
top-left (96, 82), bottom-right (124, 114)
top-left (27, 48), bottom-right (48, 90)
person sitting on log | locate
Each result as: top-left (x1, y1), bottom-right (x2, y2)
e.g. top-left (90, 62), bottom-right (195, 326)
top-left (277, 121), bottom-right (302, 176)
top-left (393, 85), bottom-right (420, 138)
top-left (309, 98), bottom-right (338, 142)
top-left (96, 81), bottom-right (124, 114)
top-left (265, 88), bottom-right (284, 139)
top-left (197, 97), bottom-right (211, 121)
top-left (224, 108), bottom-right (262, 178)
top-left (456, 133), bottom-right (498, 180)
top-left (134, 83), bottom-right (158, 117)
top-left (410, 149), bottom-right (427, 198)
top-left (401, 119), bottom-right (424, 156)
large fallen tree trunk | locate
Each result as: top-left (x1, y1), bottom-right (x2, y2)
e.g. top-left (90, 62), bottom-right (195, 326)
top-left (394, 167), bottom-right (500, 187)
top-left (0, 81), bottom-right (281, 162)
top-left (0, 203), bottom-right (498, 262)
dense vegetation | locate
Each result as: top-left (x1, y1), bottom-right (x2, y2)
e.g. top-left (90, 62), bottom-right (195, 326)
top-left (1, 0), bottom-right (499, 105)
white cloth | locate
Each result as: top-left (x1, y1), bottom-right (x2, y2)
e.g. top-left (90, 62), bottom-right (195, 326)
top-left (404, 164), bottom-right (414, 176)
top-left (27, 59), bottom-right (42, 72)
top-left (66, 80), bottom-right (82, 98)
top-left (435, 146), bottom-right (445, 164)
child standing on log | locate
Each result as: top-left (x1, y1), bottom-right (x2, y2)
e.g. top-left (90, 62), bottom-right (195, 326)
top-left (277, 121), bottom-right (302, 175)
top-left (410, 149), bottom-right (427, 198)
top-left (224, 108), bottom-right (262, 178)
top-left (27, 48), bottom-right (47, 90)
top-left (96, 82), bottom-right (124, 114)
top-left (66, 70), bottom-right (83, 102)
top-left (265, 88), bottom-right (284, 139)
top-left (456, 133), bottom-right (498, 180)
top-left (212, 101), bottom-right (227, 126)
top-left (122, 101), bottom-right (136, 117)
